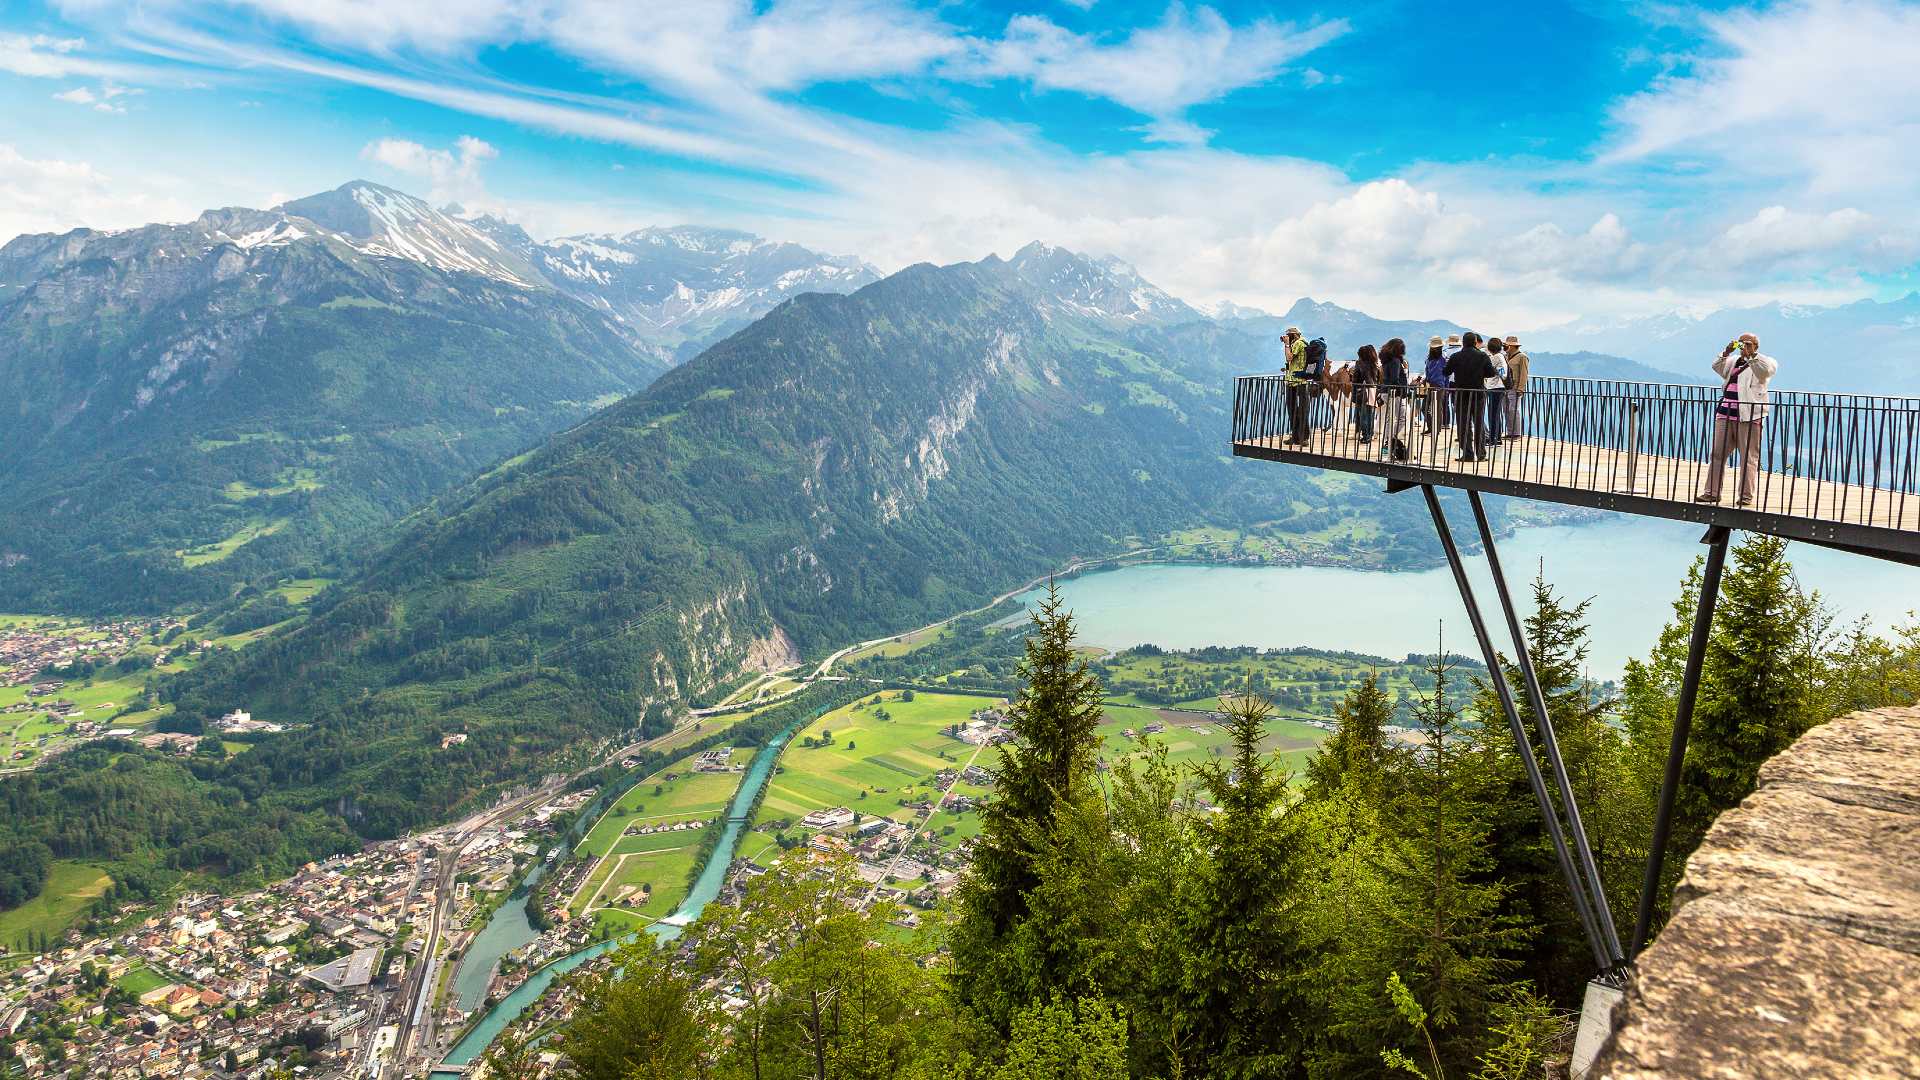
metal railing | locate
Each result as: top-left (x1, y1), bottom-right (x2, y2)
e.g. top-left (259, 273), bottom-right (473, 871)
top-left (1231, 374), bottom-right (1920, 533)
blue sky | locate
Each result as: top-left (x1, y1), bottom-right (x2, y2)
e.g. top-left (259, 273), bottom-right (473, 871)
top-left (3, 0), bottom-right (1918, 327)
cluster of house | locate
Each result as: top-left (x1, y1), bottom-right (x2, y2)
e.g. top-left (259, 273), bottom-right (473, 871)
top-left (0, 618), bottom-right (180, 690)
top-left (619, 816), bottom-right (716, 841)
top-left (0, 840), bottom-right (436, 1078)
top-left (692, 747), bottom-right (741, 772)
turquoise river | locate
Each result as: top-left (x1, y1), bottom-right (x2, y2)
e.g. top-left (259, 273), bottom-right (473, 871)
top-left (432, 714), bottom-right (804, 1072)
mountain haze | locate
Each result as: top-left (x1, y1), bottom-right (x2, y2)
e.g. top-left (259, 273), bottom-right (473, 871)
top-left (1530, 292), bottom-right (1920, 392)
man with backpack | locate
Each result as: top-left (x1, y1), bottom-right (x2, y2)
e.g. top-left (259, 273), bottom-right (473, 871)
top-left (1283, 327), bottom-right (1321, 445)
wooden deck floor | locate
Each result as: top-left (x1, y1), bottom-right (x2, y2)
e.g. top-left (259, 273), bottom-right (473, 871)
top-left (1234, 425), bottom-right (1920, 534)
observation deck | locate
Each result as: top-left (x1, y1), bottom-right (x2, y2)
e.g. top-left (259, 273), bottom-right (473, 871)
top-left (1230, 375), bottom-right (1920, 564)
top-left (1230, 371), bottom-right (1920, 1054)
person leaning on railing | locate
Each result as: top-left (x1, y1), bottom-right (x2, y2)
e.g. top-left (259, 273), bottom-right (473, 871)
top-left (1696, 332), bottom-right (1777, 507)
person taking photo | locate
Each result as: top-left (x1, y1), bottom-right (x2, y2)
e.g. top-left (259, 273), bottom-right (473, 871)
top-left (1696, 333), bottom-right (1778, 507)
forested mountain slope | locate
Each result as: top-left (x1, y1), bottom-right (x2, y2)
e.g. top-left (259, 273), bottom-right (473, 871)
top-left (155, 249), bottom-right (1452, 844)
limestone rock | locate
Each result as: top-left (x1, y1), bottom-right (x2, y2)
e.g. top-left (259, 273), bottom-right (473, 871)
top-left (1594, 705), bottom-right (1920, 1078)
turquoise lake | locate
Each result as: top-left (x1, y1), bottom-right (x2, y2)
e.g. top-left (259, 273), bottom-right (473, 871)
top-left (1011, 510), bottom-right (1917, 680)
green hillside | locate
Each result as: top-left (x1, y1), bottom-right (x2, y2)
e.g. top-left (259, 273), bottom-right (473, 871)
top-left (150, 255), bottom-right (1440, 840)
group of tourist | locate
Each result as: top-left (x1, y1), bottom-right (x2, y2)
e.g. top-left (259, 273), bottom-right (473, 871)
top-left (1276, 326), bottom-right (1531, 463)
top-left (1273, 326), bottom-right (1779, 506)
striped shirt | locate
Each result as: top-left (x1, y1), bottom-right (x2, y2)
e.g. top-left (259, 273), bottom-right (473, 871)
top-left (1717, 358), bottom-right (1748, 420)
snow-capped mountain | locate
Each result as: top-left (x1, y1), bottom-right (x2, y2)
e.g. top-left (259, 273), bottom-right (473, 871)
top-left (1528, 293), bottom-right (1920, 392)
top-left (998, 241), bottom-right (1203, 325)
top-left (275, 182), bottom-right (545, 285)
top-left (532, 226), bottom-right (879, 360)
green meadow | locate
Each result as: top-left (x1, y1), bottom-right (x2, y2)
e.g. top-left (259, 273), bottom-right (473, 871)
top-left (569, 743), bottom-right (757, 931)
top-left (0, 862), bottom-right (112, 953)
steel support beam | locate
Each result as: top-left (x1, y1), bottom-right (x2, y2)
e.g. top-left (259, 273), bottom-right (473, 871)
top-left (1421, 485), bottom-right (1612, 971)
top-left (1630, 524), bottom-right (1733, 957)
top-left (1467, 491), bottom-right (1626, 970)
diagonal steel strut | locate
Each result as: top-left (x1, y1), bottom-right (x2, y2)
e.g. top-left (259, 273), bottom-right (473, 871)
top-left (1421, 485), bottom-right (1612, 972)
top-left (1467, 490), bottom-right (1625, 969)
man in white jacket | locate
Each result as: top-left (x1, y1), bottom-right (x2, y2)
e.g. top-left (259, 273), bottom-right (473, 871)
top-left (1696, 333), bottom-right (1778, 507)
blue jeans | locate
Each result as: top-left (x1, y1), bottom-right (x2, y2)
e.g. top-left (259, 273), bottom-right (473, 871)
top-left (1486, 389), bottom-right (1505, 442)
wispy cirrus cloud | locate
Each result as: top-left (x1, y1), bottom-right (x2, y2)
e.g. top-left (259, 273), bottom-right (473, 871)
top-left (10, 0), bottom-right (1918, 327)
top-left (1604, 0), bottom-right (1920, 198)
top-left (967, 6), bottom-right (1348, 143)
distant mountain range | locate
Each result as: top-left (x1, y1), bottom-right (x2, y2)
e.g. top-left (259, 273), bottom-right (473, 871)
top-left (0, 181), bottom-right (877, 611)
top-left (1528, 293), bottom-right (1920, 393)
top-left (12, 176), bottom-right (1882, 621)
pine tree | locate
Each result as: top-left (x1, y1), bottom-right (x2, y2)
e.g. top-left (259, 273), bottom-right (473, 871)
top-left (1674, 536), bottom-right (1820, 874)
top-left (1619, 556), bottom-right (1702, 843)
top-left (1179, 685), bottom-right (1315, 1078)
top-left (953, 581), bottom-right (1106, 1024)
top-left (1305, 671), bottom-right (1394, 801)
top-left (1373, 658), bottom-right (1525, 1073)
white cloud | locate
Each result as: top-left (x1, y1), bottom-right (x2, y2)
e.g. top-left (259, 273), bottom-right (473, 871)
top-left (972, 6), bottom-right (1347, 141)
top-left (360, 135), bottom-right (498, 209)
top-left (27, 0), bottom-right (1920, 327)
top-left (0, 143), bottom-right (193, 241)
top-left (1604, 0), bottom-right (1920, 199)
top-left (1716, 205), bottom-right (1919, 272)
top-left (0, 33), bottom-right (86, 77)
top-left (51, 82), bottom-right (139, 112)
top-left (0, 30), bottom-right (166, 82)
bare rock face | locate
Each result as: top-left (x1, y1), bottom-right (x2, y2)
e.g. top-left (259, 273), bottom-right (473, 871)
top-left (1594, 705), bottom-right (1920, 1078)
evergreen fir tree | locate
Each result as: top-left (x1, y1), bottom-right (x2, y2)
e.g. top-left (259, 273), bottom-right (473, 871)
top-left (1179, 684), bottom-right (1315, 1078)
top-left (1673, 535), bottom-right (1819, 878)
top-left (1305, 671), bottom-right (1394, 801)
top-left (953, 581), bottom-right (1106, 1025)
top-left (1482, 577), bottom-right (1628, 1001)
top-left (1374, 658), bottom-right (1525, 1073)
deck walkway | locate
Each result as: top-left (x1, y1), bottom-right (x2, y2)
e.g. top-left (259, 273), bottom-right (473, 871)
top-left (1230, 376), bottom-right (1920, 562)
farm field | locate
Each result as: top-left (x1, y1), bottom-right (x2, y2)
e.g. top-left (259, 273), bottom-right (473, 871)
top-left (568, 746), bottom-right (752, 932)
top-left (2, 666), bottom-right (172, 768)
top-left (271, 578), bottom-right (334, 604)
top-left (741, 690), bottom-right (998, 866)
top-left (754, 691), bottom-right (994, 824)
top-left (0, 862), bottom-right (112, 953)
top-left (1098, 702), bottom-right (1325, 776)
